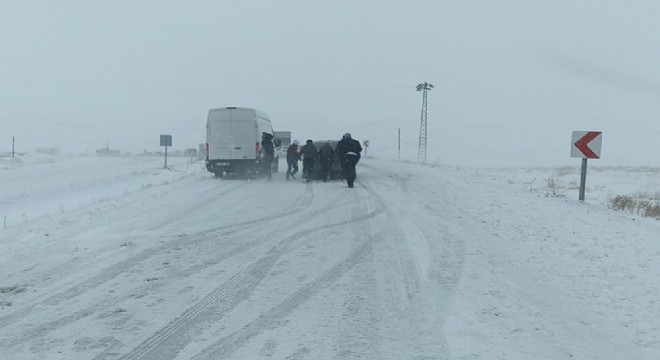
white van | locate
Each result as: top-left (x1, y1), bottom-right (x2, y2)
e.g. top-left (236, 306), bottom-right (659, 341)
top-left (205, 107), bottom-right (279, 177)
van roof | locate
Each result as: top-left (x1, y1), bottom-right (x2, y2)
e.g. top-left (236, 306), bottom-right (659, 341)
top-left (209, 106), bottom-right (255, 111)
top-left (208, 107), bottom-right (269, 118)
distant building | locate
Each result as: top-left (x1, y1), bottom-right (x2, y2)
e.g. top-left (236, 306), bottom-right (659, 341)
top-left (96, 148), bottom-right (121, 156)
top-left (36, 147), bottom-right (60, 155)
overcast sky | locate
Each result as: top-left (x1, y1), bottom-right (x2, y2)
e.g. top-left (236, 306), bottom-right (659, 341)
top-left (2, 0), bottom-right (660, 166)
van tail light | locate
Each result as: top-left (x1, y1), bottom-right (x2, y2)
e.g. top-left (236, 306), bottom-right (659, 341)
top-left (255, 142), bottom-right (261, 158)
top-left (205, 143), bottom-right (209, 161)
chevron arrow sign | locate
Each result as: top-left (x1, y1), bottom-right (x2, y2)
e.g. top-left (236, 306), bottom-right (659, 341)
top-left (571, 131), bottom-right (602, 159)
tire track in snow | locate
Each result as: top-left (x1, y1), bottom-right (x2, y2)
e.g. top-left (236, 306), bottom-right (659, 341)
top-left (13, 180), bottom-right (250, 298)
top-left (116, 245), bottom-right (285, 360)
top-left (117, 208), bottom-right (383, 360)
top-left (360, 165), bottom-right (463, 299)
top-left (146, 178), bottom-right (250, 231)
top-left (360, 178), bottom-right (423, 301)
top-left (399, 198), bottom-right (463, 359)
top-left (330, 181), bottom-right (389, 359)
top-left (0, 225), bottom-right (260, 348)
top-left (356, 164), bottom-right (457, 358)
top-left (189, 234), bottom-right (381, 360)
top-left (0, 185), bottom-right (313, 340)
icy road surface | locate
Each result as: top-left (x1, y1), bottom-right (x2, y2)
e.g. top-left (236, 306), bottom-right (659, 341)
top-left (1, 155), bottom-right (659, 359)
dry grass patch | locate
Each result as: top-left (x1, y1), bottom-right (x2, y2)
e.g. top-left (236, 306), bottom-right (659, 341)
top-left (608, 194), bottom-right (660, 219)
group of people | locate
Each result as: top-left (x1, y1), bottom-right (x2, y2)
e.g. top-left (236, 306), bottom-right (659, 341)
top-left (284, 133), bottom-right (363, 188)
top-left (286, 139), bottom-right (333, 182)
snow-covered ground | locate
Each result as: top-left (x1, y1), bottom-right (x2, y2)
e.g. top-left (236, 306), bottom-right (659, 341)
top-left (1, 154), bottom-right (659, 360)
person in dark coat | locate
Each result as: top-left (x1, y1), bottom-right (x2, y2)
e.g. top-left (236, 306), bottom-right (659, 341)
top-left (335, 132), bottom-right (362, 188)
top-left (286, 140), bottom-right (300, 180)
top-left (299, 139), bottom-right (318, 182)
top-left (318, 142), bottom-right (335, 182)
top-left (260, 132), bottom-right (275, 181)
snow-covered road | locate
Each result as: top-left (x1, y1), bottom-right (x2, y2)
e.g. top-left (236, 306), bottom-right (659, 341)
top-left (1, 155), bottom-right (659, 359)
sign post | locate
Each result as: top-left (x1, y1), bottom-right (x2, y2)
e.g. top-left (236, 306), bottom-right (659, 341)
top-left (398, 129), bottom-right (401, 160)
top-left (160, 134), bottom-right (172, 169)
top-left (571, 131), bottom-right (602, 201)
top-left (363, 140), bottom-right (369, 158)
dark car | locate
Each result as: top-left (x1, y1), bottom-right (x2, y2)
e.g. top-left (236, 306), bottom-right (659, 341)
top-left (308, 140), bottom-right (345, 181)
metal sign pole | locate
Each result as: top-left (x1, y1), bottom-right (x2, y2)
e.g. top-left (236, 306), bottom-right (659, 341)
top-left (12, 136), bottom-right (15, 158)
top-left (579, 158), bottom-right (588, 201)
top-left (398, 128), bottom-right (401, 160)
top-left (164, 146), bottom-right (168, 169)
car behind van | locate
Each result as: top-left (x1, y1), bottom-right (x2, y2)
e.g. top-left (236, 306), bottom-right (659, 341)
top-left (205, 107), bottom-right (279, 177)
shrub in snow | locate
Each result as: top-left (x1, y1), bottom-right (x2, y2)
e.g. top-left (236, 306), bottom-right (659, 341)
top-left (608, 194), bottom-right (660, 219)
top-left (644, 204), bottom-right (660, 219)
top-left (545, 176), bottom-right (566, 197)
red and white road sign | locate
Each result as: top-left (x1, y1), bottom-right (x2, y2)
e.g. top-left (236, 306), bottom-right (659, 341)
top-left (363, 140), bottom-right (369, 147)
top-left (571, 131), bottom-right (602, 159)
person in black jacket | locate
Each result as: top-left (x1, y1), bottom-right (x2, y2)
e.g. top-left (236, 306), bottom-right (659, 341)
top-left (318, 142), bottom-right (335, 182)
top-left (260, 132), bottom-right (275, 181)
top-left (286, 140), bottom-right (300, 180)
top-left (299, 139), bottom-right (318, 182)
top-left (335, 133), bottom-right (362, 188)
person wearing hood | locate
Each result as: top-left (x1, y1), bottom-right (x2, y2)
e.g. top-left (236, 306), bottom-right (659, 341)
top-left (286, 140), bottom-right (300, 180)
top-left (260, 132), bottom-right (275, 181)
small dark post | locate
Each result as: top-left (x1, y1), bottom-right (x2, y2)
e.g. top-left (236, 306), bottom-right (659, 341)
top-left (12, 136), bottom-right (15, 158)
top-left (398, 128), bottom-right (401, 160)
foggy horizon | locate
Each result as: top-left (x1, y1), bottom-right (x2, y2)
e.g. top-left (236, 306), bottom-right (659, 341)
top-left (3, 1), bottom-right (660, 167)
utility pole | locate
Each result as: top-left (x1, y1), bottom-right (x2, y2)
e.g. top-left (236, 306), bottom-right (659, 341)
top-left (416, 82), bottom-right (433, 163)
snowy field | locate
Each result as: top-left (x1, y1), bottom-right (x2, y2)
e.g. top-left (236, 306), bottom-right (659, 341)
top-left (1, 154), bottom-right (660, 360)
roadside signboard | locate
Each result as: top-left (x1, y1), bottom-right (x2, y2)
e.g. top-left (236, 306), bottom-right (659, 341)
top-left (571, 131), bottom-right (602, 159)
top-left (160, 134), bottom-right (172, 169)
top-left (570, 131), bottom-right (602, 201)
top-left (160, 135), bottom-right (172, 147)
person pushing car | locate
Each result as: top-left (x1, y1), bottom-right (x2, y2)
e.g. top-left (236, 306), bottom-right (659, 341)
top-left (335, 133), bottom-right (362, 188)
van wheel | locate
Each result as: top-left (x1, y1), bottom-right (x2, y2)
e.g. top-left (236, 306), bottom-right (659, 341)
top-left (214, 171), bottom-right (223, 178)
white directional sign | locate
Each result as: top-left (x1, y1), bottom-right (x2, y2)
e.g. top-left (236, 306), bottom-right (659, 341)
top-left (571, 131), bottom-right (602, 159)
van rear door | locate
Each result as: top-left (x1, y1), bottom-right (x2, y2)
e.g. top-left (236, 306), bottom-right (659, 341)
top-left (207, 110), bottom-right (233, 160)
top-left (207, 108), bottom-right (258, 160)
top-left (229, 119), bottom-right (257, 159)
